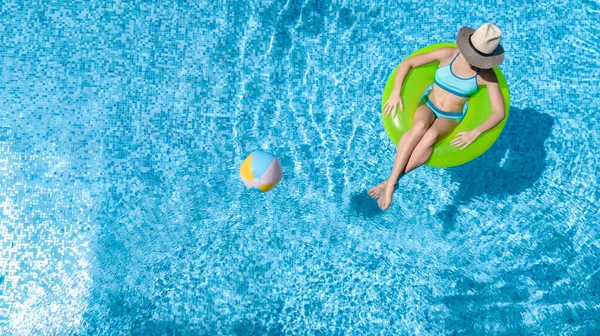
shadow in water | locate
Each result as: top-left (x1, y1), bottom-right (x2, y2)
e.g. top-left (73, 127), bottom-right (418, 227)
top-left (437, 107), bottom-right (554, 233)
top-left (350, 192), bottom-right (383, 217)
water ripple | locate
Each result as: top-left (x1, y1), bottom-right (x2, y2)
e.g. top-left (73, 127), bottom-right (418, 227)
top-left (2, 0), bottom-right (600, 334)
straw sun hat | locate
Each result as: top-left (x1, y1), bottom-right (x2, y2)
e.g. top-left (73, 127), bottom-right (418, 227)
top-left (456, 23), bottom-right (505, 69)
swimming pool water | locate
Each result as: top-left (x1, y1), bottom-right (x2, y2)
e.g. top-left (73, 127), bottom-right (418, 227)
top-left (1, 0), bottom-right (599, 334)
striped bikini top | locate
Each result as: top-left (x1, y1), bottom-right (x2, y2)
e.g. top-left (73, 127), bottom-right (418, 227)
top-left (434, 52), bottom-right (479, 98)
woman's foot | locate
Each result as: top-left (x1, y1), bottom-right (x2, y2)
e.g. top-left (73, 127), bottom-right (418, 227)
top-left (377, 182), bottom-right (395, 210)
top-left (368, 180), bottom-right (388, 199)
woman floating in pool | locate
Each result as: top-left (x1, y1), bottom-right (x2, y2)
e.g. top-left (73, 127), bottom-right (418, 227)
top-left (369, 23), bottom-right (507, 210)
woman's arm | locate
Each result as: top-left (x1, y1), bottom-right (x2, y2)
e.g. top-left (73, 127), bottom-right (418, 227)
top-left (391, 47), bottom-right (455, 96)
top-left (473, 69), bottom-right (505, 136)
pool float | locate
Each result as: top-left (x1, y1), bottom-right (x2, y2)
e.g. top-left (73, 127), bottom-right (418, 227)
top-left (381, 42), bottom-right (510, 168)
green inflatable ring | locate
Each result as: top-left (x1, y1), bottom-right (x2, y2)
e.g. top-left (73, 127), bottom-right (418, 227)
top-left (381, 42), bottom-right (510, 168)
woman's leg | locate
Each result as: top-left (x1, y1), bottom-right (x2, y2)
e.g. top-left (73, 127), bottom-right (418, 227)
top-left (372, 104), bottom-right (435, 209)
top-left (369, 104), bottom-right (435, 199)
top-left (403, 117), bottom-right (459, 174)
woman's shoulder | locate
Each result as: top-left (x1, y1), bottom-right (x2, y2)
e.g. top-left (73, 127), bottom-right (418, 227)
top-left (435, 47), bottom-right (458, 65)
top-left (438, 47), bottom-right (458, 58)
top-left (405, 46), bottom-right (456, 68)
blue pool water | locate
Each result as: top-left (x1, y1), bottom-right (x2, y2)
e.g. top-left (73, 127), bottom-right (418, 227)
top-left (1, 0), bottom-right (599, 334)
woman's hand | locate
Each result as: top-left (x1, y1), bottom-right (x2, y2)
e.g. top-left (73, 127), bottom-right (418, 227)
top-left (383, 91), bottom-right (403, 118)
top-left (451, 130), bottom-right (481, 150)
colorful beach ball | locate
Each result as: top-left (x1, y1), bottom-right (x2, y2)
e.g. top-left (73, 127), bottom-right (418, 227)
top-left (240, 150), bottom-right (283, 192)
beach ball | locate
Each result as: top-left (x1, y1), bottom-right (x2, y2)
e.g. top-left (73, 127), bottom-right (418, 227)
top-left (240, 150), bottom-right (283, 192)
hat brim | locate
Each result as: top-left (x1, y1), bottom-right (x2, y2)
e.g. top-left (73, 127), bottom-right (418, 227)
top-left (456, 26), bottom-right (504, 69)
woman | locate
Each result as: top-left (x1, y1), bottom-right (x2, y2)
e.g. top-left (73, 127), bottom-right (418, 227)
top-left (369, 23), bottom-right (507, 210)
